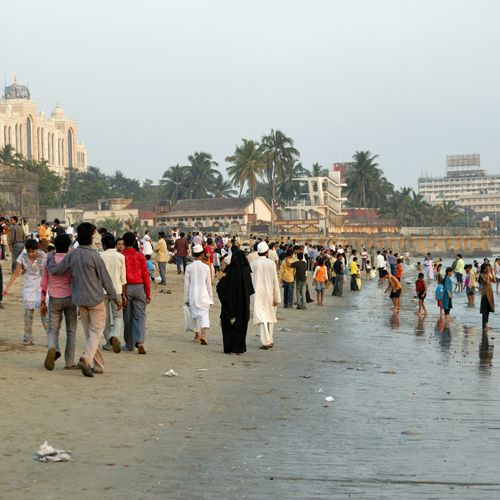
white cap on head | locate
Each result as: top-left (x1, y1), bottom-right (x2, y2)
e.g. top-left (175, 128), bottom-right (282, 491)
top-left (257, 241), bottom-right (269, 254)
top-left (192, 244), bottom-right (204, 254)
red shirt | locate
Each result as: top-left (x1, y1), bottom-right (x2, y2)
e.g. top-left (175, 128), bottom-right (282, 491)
top-left (174, 237), bottom-right (189, 257)
top-left (204, 244), bottom-right (214, 264)
top-left (123, 247), bottom-right (151, 299)
top-left (395, 263), bottom-right (403, 279)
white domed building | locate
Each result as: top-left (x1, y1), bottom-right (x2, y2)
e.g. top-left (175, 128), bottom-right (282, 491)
top-left (0, 77), bottom-right (88, 176)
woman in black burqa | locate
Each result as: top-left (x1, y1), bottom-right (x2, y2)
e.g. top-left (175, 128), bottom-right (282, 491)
top-left (216, 248), bottom-right (255, 354)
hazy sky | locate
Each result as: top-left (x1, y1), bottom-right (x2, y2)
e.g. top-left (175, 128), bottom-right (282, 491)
top-left (3, 0), bottom-right (500, 188)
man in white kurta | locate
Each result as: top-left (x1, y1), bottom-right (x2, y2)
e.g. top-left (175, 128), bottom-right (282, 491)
top-left (184, 245), bottom-right (213, 345)
top-left (250, 242), bottom-right (281, 349)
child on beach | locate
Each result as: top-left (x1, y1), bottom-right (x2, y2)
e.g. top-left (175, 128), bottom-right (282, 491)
top-left (415, 272), bottom-right (428, 316)
top-left (465, 264), bottom-right (477, 306)
top-left (435, 279), bottom-right (444, 316)
top-left (381, 269), bottom-right (402, 313)
top-left (395, 258), bottom-right (404, 282)
top-left (146, 254), bottom-right (157, 283)
top-left (3, 238), bottom-right (48, 345)
top-left (312, 257), bottom-right (327, 305)
top-left (416, 261), bottom-right (422, 274)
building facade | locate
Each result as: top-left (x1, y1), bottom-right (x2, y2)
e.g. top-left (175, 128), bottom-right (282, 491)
top-left (418, 154), bottom-right (500, 214)
top-left (0, 77), bottom-right (88, 177)
top-left (160, 197), bottom-right (272, 233)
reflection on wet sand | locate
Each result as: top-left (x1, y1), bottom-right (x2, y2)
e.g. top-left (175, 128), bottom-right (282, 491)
top-left (415, 317), bottom-right (425, 336)
top-left (480, 332), bottom-right (494, 367)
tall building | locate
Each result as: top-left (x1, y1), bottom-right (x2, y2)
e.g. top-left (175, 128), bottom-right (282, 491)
top-left (418, 154), bottom-right (500, 214)
top-left (0, 77), bottom-right (88, 176)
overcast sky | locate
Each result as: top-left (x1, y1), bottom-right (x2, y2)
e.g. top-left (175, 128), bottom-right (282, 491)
top-left (3, 0), bottom-right (500, 188)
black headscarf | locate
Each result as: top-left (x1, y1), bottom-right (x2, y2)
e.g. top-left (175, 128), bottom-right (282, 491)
top-left (216, 249), bottom-right (255, 324)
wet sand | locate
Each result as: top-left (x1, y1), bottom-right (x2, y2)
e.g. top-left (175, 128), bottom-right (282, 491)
top-left (1, 259), bottom-right (500, 499)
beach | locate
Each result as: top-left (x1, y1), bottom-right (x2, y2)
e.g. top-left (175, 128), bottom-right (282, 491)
top-left (1, 259), bottom-right (500, 499)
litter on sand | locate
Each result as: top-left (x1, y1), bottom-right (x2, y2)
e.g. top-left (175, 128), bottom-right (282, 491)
top-left (33, 442), bottom-right (72, 462)
top-left (334, 317), bottom-right (339, 321)
top-left (163, 369), bottom-right (178, 377)
top-left (325, 396), bottom-right (335, 402)
top-left (196, 368), bottom-right (207, 371)
top-left (299, 374), bottom-right (312, 379)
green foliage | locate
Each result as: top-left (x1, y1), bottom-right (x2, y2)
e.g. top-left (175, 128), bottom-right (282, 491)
top-left (97, 216), bottom-right (125, 235)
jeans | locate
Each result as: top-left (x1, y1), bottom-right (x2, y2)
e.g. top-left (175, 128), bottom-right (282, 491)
top-left (123, 284), bottom-right (147, 350)
top-left (158, 261), bottom-right (167, 284)
top-left (296, 280), bottom-right (306, 308)
top-left (79, 302), bottom-right (106, 371)
top-left (47, 296), bottom-right (77, 367)
top-left (176, 255), bottom-right (187, 273)
top-left (283, 281), bottom-right (294, 307)
top-left (103, 294), bottom-right (123, 345)
top-left (11, 242), bottom-right (25, 272)
top-left (23, 308), bottom-right (48, 342)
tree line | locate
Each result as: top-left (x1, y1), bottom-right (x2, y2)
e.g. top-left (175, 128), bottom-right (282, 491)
top-left (0, 132), bottom-right (463, 227)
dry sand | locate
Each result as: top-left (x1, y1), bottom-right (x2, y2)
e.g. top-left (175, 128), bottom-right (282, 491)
top-left (0, 259), bottom-right (320, 499)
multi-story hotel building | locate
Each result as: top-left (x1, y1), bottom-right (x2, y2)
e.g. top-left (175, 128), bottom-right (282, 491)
top-left (0, 77), bottom-right (88, 176)
top-left (418, 154), bottom-right (500, 214)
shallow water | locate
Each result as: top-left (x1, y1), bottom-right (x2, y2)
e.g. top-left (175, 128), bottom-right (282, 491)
top-left (166, 272), bottom-right (500, 499)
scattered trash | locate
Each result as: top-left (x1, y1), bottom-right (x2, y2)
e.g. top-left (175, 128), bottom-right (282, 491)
top-left (33, 442), bottom-right (72, 463)
top-left (401, 429), bottom-right (421, 436)
top-left (317, 388), bottom-right (323, 393)
top-left (334, 317), bottom-right (339, 321)
top-left (325, 396), bottom-right (334, 402)
top-left (196, 368), bottom-right (207, 371)
top-left (299, 374), bottom-right (312, 379)
top-left (256, 454), bottom-right (263, 459)
top-left (163, 369), bottom-right (178, 377)
top-left (323, 331), bottom-right (329, 334)
top-left (381, 370), bottom-right (397, 375)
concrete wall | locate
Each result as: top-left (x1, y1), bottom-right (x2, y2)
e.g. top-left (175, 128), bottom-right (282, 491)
top-left (0, 163), bottom-right (39, 225)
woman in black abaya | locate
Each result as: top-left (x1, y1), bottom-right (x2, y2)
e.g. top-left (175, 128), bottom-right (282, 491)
top-left (216, 248), bottom-right (254, 354)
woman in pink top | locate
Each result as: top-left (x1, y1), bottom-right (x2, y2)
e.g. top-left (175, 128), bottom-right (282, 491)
top-left (40, 234), bottom-right (77, 371)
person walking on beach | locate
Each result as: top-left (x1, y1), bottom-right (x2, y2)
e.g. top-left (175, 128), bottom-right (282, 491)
top-left (38, 220), bottom-right (51, 252)
top-left (454, 254), bottom-right (465, 292)
top-left (155, 231), bottom-right (168, 286)
top-left (479, 262), bottom-right (495, 331)
top-left (122, 231), bottom-right (151, 354)
top-left (424, 253), bottom-right (434, 281)
top-left (216, 248), bottom-right (254, 354)
top-left (185, 244), bottom-right (213, 345)
top-left (250, 241), bottom-right (281, 350)
top-left (8, 216), bottom-right (26, 273)
top-left (350, 256), bottom-right (361, 291)
top-left (312, 257), bottom-right (328, 305)
top-left (3, 238), bottom-right (48, 345)
top-left (291, 252), bottom-right (307, 310)
top-left (375, 250), bottom-right (385, 279)
top-left (332, 253), bottom-right (344, 296)
top-left (100, 233), bottom-right (127, 353)
top-left (280, 248), bottom-right (296, 308)
top-left (442, 267), bottom-right (454, 326)
top-left (47, 223), bottom-right (119, 377)
top-left (415, 272), bottom-right (428, 316)
top-left (41, 234), bottom-right (77, 370)
top-left (465, 264), bottom-right (477, 306)
top-left (174, 232), bottom-right (189, 274)
top-left (382, 270), bottom-right (402, 313)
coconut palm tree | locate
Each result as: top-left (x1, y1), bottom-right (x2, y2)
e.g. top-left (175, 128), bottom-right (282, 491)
top-left (184, 152), bottom-right (220, 198)
top-left (97, 217), bottom-right (125, 236)
top-left (434, 200), bottom-right (462, 227)
top-left (261, 130), bottom-right (299, 221)
top-left (0, 144), bottom-right (23, 167)
top-left (210, 173), bottom-right (237, 198)
top-left (226, 139), bottom-right (265, 216)
top-left (309, 162), bottom-right (329, 177)
top-left (345, 151), bottom-right (393, 208)
top-left (277, 160), bottom-right (308, 203)
top-left (160, 164), bottom-right (189, 204)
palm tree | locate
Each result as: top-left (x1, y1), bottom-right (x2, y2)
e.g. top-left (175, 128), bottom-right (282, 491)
top-left (210, 173), bottom-right (237, 198)
top-left (309, 162), bottom-right (329, 177)
top-left (0, 145), bottom-right (23, 167)
top-left (434, 201), bottom-right (462, 227)
top-left (160, 164), bottom-right (189, 204)
top-left (124, 215), bottom-right (143, 235)
top-left (184, 152), bottom-right (219, 198)
top-left (226, 139), bottom-right (265, 217)
top-left (97, 217), bottom-right (125, 236)
top-left (261, 130), bottom-right (299, 225)
top-left (345, 151), bottom-right (393, 208)
top-left (277, 160), bottom-right (308, 203)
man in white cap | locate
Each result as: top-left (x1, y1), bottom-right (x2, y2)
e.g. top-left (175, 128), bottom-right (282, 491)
top-left (250, 241), bottom-right (281, 349)
top-left (184, 244), bottom-right (213, 345)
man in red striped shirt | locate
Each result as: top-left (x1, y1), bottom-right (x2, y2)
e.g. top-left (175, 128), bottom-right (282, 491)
top-left (122, 232), bottom-right (151, 354)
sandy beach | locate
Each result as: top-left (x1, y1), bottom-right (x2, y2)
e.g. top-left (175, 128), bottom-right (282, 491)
top-left (1, 258), bottom-right (500, 499)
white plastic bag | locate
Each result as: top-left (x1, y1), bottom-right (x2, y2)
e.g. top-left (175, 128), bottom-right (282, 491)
top-left (183, 304), bottom-right (195, 332)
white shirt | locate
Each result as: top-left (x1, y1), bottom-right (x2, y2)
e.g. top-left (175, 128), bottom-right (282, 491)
top-left (375, 254), bottom-right (385, 269)
top-left (100, 248), bottom-right (127, 294)
top-left (184, 260), bottom-right (213, 315)
top-left (250, 256), bottom-right (281, 325)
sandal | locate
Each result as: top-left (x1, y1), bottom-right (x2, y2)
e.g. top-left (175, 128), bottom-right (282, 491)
top-left (200, 338), bottom-right (208, 345)
top-left (22, 339), bottom-right (33, 346)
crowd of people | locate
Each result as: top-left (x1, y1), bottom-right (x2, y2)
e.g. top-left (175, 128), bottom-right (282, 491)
top-left (0, 215), bottom-right (497, 377)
